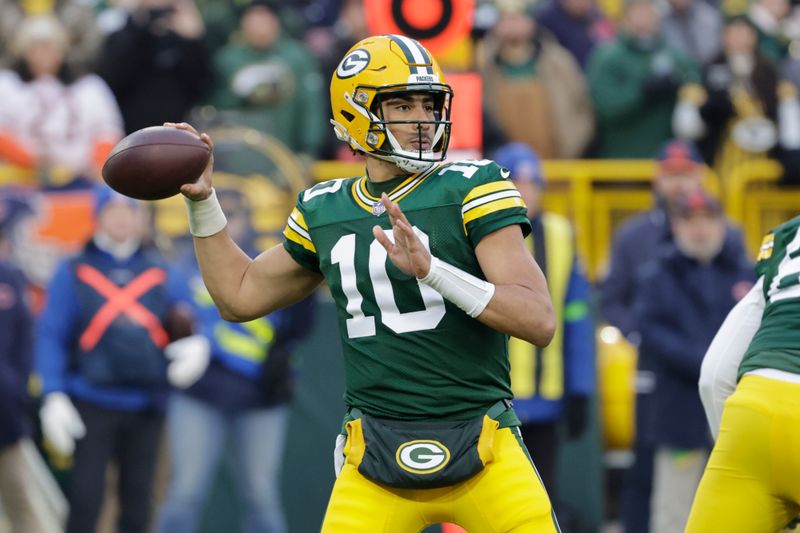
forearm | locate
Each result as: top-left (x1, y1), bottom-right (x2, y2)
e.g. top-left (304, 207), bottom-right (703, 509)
top-left (187, 189), bottom-right (322, 321)
top-left (193, 229), bottom-right (255, 320)
top-left (194, 233), bottom-right (320, 322)
top-left (418, 254), bottom-right (555, 346)
top-left (478, 284), bottom-right (555, 346)
top-left (35, 334), bottom-right (68, 394)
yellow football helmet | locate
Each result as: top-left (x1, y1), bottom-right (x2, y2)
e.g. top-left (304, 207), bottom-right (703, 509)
top-left (330, 34), bottom-right (453, 173)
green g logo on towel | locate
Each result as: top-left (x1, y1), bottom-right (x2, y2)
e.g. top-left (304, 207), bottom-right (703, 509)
top-left (396, 440), bottom-right (451, 474)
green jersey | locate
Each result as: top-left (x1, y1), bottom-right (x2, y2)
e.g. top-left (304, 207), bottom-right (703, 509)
top-left (282, 160), bottom-right (530, 421)
top-left (739, 215), bottom-right (800, 379)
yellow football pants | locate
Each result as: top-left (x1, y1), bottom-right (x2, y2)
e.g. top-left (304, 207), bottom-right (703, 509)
top-left (686, 375), bottom-right (800, 533)
top-left (321, 427), bottom-right (559, 533)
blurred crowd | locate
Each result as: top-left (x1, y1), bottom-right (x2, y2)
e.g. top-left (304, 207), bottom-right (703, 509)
top-left (2, 0), bottom-right (800, 181)
top-left (0, 0), bottom-right (795, 532)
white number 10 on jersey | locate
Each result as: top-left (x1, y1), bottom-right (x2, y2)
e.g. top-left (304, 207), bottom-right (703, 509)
top-left (331, 228), bottom-right (446, 338)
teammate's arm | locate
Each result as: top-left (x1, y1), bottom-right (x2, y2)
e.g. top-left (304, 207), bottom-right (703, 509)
top-left (374, 194), bottom-right (555, 346)
top-left (698, 277), bottom-right (764, 439)
top-left (174, 123), bottom-right (324, 322)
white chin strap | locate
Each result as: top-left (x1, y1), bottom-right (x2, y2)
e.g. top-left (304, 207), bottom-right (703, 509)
top-left (388, 153), bottom-right (436, 173)
top-left (383, 128), bottom-right (440, 173)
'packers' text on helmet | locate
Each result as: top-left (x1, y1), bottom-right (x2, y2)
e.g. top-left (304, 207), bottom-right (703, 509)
top-left (330, 34), bottom-right (453, 173)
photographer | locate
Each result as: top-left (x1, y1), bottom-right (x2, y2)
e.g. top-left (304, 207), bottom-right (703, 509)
top-left (96, 0), bottom-right (213, 133)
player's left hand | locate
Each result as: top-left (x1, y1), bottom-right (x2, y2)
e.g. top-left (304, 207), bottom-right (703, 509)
top-left (373, 193), bottom-right (431, 278)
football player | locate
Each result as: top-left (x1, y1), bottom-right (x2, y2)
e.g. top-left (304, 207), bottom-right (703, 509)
top-left (686, 216), bottom-right (800, 531)
top-left (173, 34), bottom-right (559, 532)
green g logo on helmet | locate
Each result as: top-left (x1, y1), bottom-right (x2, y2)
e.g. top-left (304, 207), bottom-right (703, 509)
top-left (395, 440), bottom-right (451, 474)
top-left (336, 49), bottom-right (371, 79)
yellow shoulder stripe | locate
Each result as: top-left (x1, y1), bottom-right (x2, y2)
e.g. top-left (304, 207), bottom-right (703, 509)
top-left (290, 208), bottom-right (309, 230)
top-left (463, 197), bottom-right (526, 225)
top-left (283, 226), bottom-right (317, 253)
top-left (757, 233), bottom-right (774, 261)
top-left (463, 181), bottom-right (517, 205)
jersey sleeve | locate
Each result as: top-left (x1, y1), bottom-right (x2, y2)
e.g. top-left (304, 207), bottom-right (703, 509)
top-left (459, 162), bottom-right (531, 247)
top-left (282, 197), bottom-right (321, 273)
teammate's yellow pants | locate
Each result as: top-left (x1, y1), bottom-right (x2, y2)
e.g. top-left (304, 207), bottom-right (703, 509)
top-left (321, 427), bottom-right (560, 533)
top-left (686, 375), bottom-right (800, 533)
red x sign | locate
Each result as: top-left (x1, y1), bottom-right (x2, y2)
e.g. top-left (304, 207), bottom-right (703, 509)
top-left (76, 264), bottom-right (170, 352)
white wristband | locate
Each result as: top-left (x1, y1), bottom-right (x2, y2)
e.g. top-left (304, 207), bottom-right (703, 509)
top-left (418, 256), bottom-right (495, 318)
top-left (184, 188), bottom-right (227, 237)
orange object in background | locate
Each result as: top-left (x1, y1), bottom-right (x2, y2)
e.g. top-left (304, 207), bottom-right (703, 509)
top-left (8, 188), bottom-right (96, 312)
top-left (442, 524), bottom-right (469, 533)
top-left (33, 191), bottom-right (96, 247)
top-left (364, 0), bottom-right (475, 54)
top-left (445, 72), bottom-right (482, 160)
top-left (0, 132), bottom-right (35, 168)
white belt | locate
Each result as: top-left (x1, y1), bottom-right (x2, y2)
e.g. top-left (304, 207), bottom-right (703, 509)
top-left (744, 368), bottom-right (800, 384)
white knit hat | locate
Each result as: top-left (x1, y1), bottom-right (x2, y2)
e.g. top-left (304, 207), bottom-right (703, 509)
top-left (11, 15), bottom-right (69, 58)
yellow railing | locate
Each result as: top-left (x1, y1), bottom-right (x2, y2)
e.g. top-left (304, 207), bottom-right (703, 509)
top-left (2, 157), bottom-right (791, 279)
top-left (724, 160), bottom-right (800, 256)
top-left (0, 165), bottom-right (38, 187)
top-left (311, 160), bottom-right (722, 280)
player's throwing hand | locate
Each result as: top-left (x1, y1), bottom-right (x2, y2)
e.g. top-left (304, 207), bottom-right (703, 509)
top-left (372, 193), bottom-right (431, 279)
top-left (164, 122), bottom-right (215, 201)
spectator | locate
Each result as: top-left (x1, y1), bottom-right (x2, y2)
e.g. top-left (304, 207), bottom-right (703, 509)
top-left (35, 187), bottom-right (194, 533)
top-left (0, 15), bottom-right (123, 186)
top-left (306, 0), bottom-right (369, 159)
top-left (599, 139), bottom-right (746, 533)
top-left (196, 0), bottom-right (314, 55)
top-left (193, 0), bottom-right (242, 54)
top-left (0, 199), bottom-right (54, 533)
top-left (156, 189), bottom-right (316, 533)
top-left (587, 0), bottom-right (699, 158)
top-left (674, 17), bottom-right (800, 182)
top-left (0, 0), bottom-right (102, 75)
top-left (209, 0), bottom-right (326, 159)
top-left (96, 0), bottom-right (214, 134)
top-left (306, 0), bottom-right (368, 78)
top-left (660, 0), bottom-right (722, 67)
top-left (535, 0), bottom-right (615, 70)
top-left (600, 140), bottom-right (708, 338)
top-left (480, 2), bottom-right (594, 158)
top-left (636, 190), bottom-right (753, 533)
top-left (494, 143), bottom-right (596, 527)
top-left (747, 0), bottom-right (799, 63)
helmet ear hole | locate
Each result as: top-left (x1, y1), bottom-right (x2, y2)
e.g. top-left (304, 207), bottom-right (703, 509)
top-left (340, 110), bottom-right (355, 122)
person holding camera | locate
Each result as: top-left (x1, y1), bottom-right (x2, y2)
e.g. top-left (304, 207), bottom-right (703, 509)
top-left (96, 0), bottom-right (214, 134)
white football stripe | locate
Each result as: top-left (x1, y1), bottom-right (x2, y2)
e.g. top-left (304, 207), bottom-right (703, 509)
top-left (287, 217), bottom-right (311, 241)
top-left (461, 190), bottom-right (522, 214)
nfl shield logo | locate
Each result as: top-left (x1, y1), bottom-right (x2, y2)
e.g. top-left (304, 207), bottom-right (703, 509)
top-left (371, 203), bottom-right (386, 216)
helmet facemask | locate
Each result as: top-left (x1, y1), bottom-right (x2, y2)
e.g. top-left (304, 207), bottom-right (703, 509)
top-left (335, 84), bottom-right (453, 173)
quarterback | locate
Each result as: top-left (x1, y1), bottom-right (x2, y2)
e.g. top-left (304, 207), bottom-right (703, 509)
top-left (686, 216), bottom-right (800, 531)
top-left (174, 34), bottom-right (558, 532)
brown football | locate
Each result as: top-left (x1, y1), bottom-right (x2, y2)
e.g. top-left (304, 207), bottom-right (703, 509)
top-left (102, 126), bottom-right (211, 201)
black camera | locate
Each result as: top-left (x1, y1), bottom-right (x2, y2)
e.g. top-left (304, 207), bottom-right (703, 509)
top-left (146, 5), bottom-right (175, 23)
